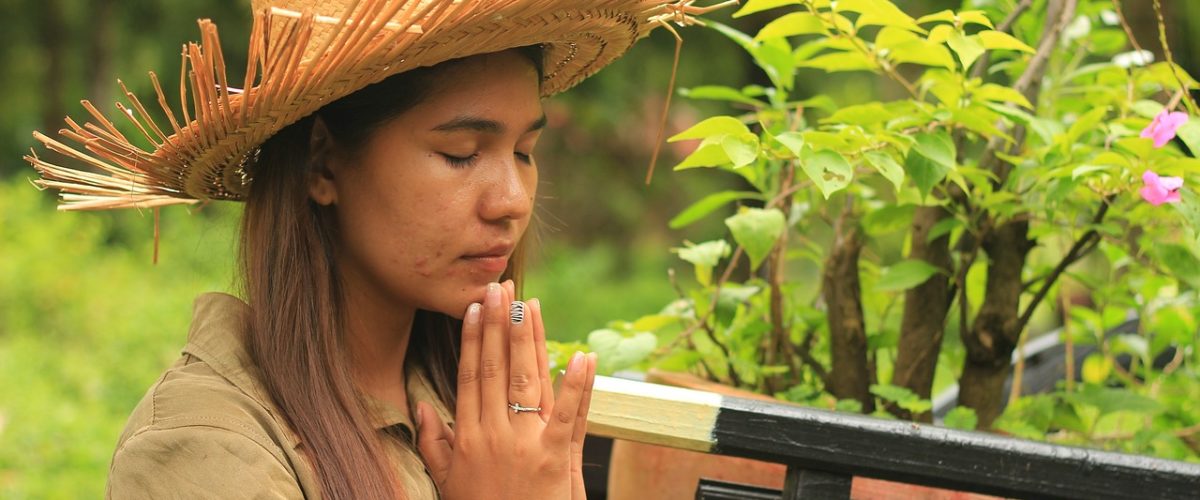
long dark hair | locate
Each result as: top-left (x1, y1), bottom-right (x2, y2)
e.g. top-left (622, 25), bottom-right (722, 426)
top-left (239, 46), bottom-right (542, 499)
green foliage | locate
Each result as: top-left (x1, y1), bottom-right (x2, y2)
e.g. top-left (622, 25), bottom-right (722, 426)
top-left (585, 0), bottom-right (1200, 464)
top-left (0, 180), bottom-right (240, 498)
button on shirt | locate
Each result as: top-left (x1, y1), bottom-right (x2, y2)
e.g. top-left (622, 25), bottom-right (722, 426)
top-left (106, 293), bottom-right (454, 499)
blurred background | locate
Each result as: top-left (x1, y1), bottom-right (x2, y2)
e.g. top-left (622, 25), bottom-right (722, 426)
top-left (1, 0), bottom-right (1197, 497)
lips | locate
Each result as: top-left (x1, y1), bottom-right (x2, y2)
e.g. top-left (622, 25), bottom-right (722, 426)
top-left (461, 242), bottom-right (514, 274)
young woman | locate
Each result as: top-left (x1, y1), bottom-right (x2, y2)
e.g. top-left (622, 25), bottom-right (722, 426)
top-left (25, 0), bottom-right (718, 498)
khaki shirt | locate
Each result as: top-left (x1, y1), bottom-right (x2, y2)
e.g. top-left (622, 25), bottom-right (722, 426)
top-left (106, 293), bottom-right (454, 499)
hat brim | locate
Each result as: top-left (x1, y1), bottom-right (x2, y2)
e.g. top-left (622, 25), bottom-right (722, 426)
top-left (26, 1), bottom-right (678, 211)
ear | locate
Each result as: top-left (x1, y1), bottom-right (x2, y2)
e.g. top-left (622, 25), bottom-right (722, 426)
top-left (307, 117), bottom-right (338, 206)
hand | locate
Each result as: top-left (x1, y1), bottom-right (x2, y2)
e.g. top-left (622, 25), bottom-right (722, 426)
top-left (416, 281), bottom-right (597, 500)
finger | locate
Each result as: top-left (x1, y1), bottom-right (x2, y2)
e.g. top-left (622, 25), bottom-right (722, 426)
top-left (529, 298), bottom-right (554, 420)
top-left (570, 354), bottom-right (596, 500)
top-left (502, 279), bottom-right (516, 302)
top-left (545, 351), bottom-right (587, 445)
top-left (416, 402), bottom-right (454, 486)
top-left (571, 353), bottom-right (597, 446)
top-left (455, 302), bottom-right (483, 429)
top-left (480, 282), bottom-right (511, 426)
top-left (507, 300), bottom-right (541, 426)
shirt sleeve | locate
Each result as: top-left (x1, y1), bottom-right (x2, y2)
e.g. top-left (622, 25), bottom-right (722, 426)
top-left (107, 425), bottom-right (304, 499)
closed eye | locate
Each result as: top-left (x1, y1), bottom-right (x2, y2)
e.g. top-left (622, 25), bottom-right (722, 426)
top-left (441, 153), bottom-right (479, 168)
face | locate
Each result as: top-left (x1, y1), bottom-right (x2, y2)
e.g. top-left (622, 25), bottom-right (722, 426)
top-left (312, 50), bottom-right (543, 319)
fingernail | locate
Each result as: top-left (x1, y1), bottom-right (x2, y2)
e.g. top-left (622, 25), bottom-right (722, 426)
top-left (568, 351), bottom-right (584, 375)
top-left (486, 282), bottom-right (501, 305)
top-left (510, 300), bottom-right (526, 325)
top-left (415, 405), bottom-right (423, 428)
top-left (529, 298), bottom-right (540, 311)
top-left (465, 303), bottom-right (481, 324)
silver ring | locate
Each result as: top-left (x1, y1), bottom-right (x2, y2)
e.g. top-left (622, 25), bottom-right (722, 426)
top-left (509, 300), bottom-right (526, 325)
top-left (508, 401), bottom-right (541, 414)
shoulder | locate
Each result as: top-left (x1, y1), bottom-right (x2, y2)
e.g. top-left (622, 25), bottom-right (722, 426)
top-left (109, 354), bottom-right (305, 498)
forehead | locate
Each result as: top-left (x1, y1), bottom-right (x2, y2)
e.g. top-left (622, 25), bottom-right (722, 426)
top-left (403, 51), bottom-right (544, 126)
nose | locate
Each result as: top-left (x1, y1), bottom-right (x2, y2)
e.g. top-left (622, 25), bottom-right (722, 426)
top-left (478, 157), bottom-right (535, 224)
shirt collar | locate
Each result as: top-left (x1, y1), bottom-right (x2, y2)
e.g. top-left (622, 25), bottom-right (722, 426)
top-left (181, 292), bottom-right (455, 448)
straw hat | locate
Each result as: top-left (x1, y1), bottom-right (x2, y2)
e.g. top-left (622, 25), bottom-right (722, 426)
top-left (24, 0), bottom-right (730, 211)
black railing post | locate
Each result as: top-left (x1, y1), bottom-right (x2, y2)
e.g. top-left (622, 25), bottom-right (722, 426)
top-left (782, 466), bottom-right (851, 499)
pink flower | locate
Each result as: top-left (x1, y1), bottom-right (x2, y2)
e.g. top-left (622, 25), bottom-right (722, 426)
top-left (1140, 170), bottom-right (1182, 206)
top-left (1141, 110), bottom-right (1189, 148)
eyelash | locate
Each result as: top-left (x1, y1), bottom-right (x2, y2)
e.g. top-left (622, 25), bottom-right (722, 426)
top-left (440, 152), bottom-right (534, 168)
top-left (442, 153), bottom-right (479, 168)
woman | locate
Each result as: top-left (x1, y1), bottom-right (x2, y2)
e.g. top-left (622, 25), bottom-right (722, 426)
top-left (25, 0), bottom-right (720, 498)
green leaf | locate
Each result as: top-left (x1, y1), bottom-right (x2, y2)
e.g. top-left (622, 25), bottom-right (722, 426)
top-left (912, 130), bottom-right (957, 169)
top-left (840, 0), bottom-right (922, 32)
top-left (773, 131), bottom-right (805, 157)
top-left (752, 36), bottom-right (798, 90)
top-left (978, 30), bottom-right (1036, 54)
top-left (722, 133), bottom-right (761, 168)
top-left (835, 399), bottom-right (864, 413)
top-left (821, 102), bottom-right (895, 125)
top-left (707, 20), bottom-right (755, 51)
top-left (587, 329), bottom-right (657, 375)
top-left (1154, 244), bottom-right (1200, 288)
top-left (1071, 385), bottom-right (1162, 417)
top-left (926, 216), bottom-right (962, 243)
top-left (947, 32), bottom-right (985, 70)
top-left (1175, 191), bottom-right (1200, 245)
top-left (755, 12), bottom-right (827, 40)
top-left (887, 39), bottom-right (957, 70)
top-left (974, 83), bottom-right (1033, 109)
top-left (862, 204), bottom-right (915, 235)
top-left (870, 383), bottom-right (933, 412)
top-left (725, 207), bottom-right (787, 271)
top-left (669, 116), bottom-right (750, 142)
top-left (673, 240), bottom-right (732, 286)
top-left (915, 10), bottom-right (955, 25)
top-left (927, 24), bottom-right (955, 44)
top-left (669, 191), bottom-right (766, 229)
top-left (958, 11), bottom-right (995, 29)
top-left (906, 131), bottom-right (956, 198)
top-left (800, 148), bottom-right (854, 199)
top-left (733, 0), bottom-right (803, 18)
top-left (864, 151), bottom-right (905, 191)
top-left (1065, 107), bottom-right (1109, 145)
top-left (679, 86), bottom-right (768, 107)
top-left (943, 406), bottom-right (978, 430)
top-left (906, 152), bottom-right (947, 199)
top-left (673, 139), bottom-right (729, 170)
top-left (877, 259), bottom-right (942, 291)
top-left (795, 51), bottom-right (879, 73)
top-left (1176, 120), bottom-right (1200, 157)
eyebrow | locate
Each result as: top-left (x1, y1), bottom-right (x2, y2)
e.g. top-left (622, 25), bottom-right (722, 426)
top-left (431, 114), bottom-right (548, 135)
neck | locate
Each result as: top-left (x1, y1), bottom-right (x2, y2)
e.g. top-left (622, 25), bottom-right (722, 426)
top-left (342, 270), bottom-right (415, 411)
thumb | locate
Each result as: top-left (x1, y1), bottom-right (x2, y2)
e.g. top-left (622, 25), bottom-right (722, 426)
top-left (415, 402), bottom-right (453, 485)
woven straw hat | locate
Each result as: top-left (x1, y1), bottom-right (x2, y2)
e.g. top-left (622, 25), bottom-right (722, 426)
top-left (25, 0), bottom-right (729, 211)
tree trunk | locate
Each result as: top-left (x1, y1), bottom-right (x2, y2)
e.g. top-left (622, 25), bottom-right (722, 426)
top-left (822, 203), bottom-right (873, 412)
top-left (38, 0), bottom-right (66, 135)
top-left (891, 206), bottom-right (952, 422)
top-left (958, 219), bottom-right (1034, 428)
top-left (87, 0), bottom-right (116, 106)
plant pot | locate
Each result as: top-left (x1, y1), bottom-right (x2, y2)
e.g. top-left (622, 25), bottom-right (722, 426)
top-left (606, 370), bottom-right (1002, 500)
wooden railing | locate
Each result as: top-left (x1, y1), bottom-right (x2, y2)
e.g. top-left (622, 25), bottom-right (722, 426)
top-left (587, 375), bottom-right (1200, 499)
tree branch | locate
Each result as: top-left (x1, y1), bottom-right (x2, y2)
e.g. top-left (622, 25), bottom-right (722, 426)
top-left (970, 0), bottom-right (1035, 80)
top-left (1016, 199), bottom-right (1111, 333)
